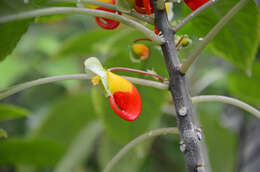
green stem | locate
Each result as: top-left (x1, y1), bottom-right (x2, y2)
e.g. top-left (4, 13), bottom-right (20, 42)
top-left (0, 7), bottom-right (163, 44)
top-left (0, 75), bottom-right (258, 118)
top-left (191, 95), bottom-right (260, 118)
top-left (180, 0), bottom-right (250, 74)
top-left (0, 74), bottom-right (168, 100)
top-left (102, 127), bottom-right (179, 172)
top-left (51, 0), bottom-right (154, 24)
top-left (174, 0), bottom-right (217, 32)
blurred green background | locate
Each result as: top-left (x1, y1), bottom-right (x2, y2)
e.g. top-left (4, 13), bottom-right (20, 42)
top-left (0, 0), bottom-right (259, 172)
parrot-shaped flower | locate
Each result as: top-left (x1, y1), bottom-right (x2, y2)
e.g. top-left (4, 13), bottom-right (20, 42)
top-left (87, 0), bottom-right (121, 30)
top-left (184, 0), bottom-right (209, 10)
top-left (84, 57), bottom-right (142, 121)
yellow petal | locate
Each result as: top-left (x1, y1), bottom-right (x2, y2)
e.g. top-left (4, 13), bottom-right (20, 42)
top-left (107, 71), bottom-right (132, 94)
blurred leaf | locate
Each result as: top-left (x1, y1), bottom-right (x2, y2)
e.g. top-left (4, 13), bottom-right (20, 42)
top-left (0, 138), bottom-right (65, 167)
top-left (199, 104), bottom-right (237, 172)
top-left (228, 61), bottom-right (260, 107)
top-left (0, 104), bottom-right (29, 122)
top-left (40, 58), bottom-right (82, 89)
top-left (54, 29), bottom-right (120, 58)
top-left (182, 0), bottom-right (260, 73)
top-left (30, 92), bottom-right (97, 147)
top-left (0, 129), bottom-right (8, 139)
top-left (0, 0), bottom-right (33, 61)
top-left (54, 122), bottom-right (103, 172)
top-left (0, 56), bottom-right (31, 89)
top-left (98, 133), bottom-right (149, 172)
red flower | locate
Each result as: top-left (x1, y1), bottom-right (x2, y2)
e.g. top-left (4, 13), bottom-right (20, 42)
top-left (94, 0), bottom-right (121, 29)
top-left (107, 71), bottom-right (142, 121)
top-left (184, 0), bottom-right (209, 10)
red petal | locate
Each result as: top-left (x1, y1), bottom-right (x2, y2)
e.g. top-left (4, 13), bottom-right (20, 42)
top-left (94, 0), bottom-right (121, 30)
top-left (95, 15), bottom-right (120, 30)
top-left (154, 26), bottom-right (159, 35)
top-left (134, 0), bottom-right (153, 14)
top-left (143, 0), bottom-right (152, 15)
top-left (184, 0), bottom-right (209, 10)
top-left (108, 85), bottom-right (142, 121)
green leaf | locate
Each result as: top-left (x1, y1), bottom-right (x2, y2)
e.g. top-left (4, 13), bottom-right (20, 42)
top-left (54, 29), bottom-right (120, 58)
top-left (0, 138), bottom-right (65, 167)
top-left (0, 104), bottom-right (29, 122)
top-left (0, 129), bottom-right (8, 139)
top-left (228, 61), bottom-right (260, 107)
top-left (182, 0), bottom-right (260, 73)
top-left (30, 92), bottom-right (97, 147)
top-left (54, 122), bottom-right (103, 172)
top-left (0, 0), bottom-right (33, 61)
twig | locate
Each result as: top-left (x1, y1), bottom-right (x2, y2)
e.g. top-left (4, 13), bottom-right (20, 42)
top-left (192, 95), bottom-right (260, 119)
top-left (102, 127), bottom-right (179, 172)
top-left (108, 67), bottom-right (165, 82)
top-left (0, 74), bottom-right (168, 100)
top-left (0, 7), bottom-right (163, 44)
top-left (51, 0), bottom-right (154, 24)
top-left (180, 0), bottom-right (250, 74)
top-left (174, 0), bottom-right (217, 32)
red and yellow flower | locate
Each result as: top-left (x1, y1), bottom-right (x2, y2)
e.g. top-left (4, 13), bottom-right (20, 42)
top-left (184, 0), bottom-right (209, 11)
top-left (85, 57), bottom-right (142, 121)
top-left (87, 0), bottom-right (121, 30)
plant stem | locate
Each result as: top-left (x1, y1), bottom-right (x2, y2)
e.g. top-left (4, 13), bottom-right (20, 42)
top-left (180, 0), bottom-right (250, 74)
top-left (153, 0), bottom-right (206, 171)
top-left (0, 74), bottom-right (258, 118)
top-left (102, 127), bottom-right (179, 172)
top-left (191, 95), bottom-right (260, 118)
top-left (0, 7), bottom-right (163, 44)
top-left (52, 0), bottom-right (155, 24)
top-left (108, 67), bottom-right (166, 82)
top-left (174, 0), bottom-right (217, 32)
top-left (0, 74), bottom-right (168, 100)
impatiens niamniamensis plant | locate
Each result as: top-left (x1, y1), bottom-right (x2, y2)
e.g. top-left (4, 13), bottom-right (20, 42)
top-left (0, 0), bottom-right (260, 172)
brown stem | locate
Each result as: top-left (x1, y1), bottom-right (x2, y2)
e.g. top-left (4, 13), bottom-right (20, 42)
top-left (152, 0), bottom-right (206, 171)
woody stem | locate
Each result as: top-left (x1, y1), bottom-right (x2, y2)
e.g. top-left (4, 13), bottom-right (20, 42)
top-left (153, 0), bottom-right (208, 171)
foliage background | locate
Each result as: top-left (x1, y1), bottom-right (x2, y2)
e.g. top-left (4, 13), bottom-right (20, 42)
top-left (0, 0), bottom-right (259, 172)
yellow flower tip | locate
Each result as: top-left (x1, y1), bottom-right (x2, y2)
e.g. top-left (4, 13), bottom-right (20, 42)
top-left (132, 43), bottom-right (149, 61)
top-left (91, 75), bottom-right (101, 85)
top-left (86, 0), bottom-right (112, 9)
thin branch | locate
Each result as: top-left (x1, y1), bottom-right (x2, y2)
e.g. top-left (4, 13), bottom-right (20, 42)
top-left (0, 7), bottom-right (163, 44)
top-left (51, 0), bottom-right (154, 24)
top-left (192, 95), bottom-right (260, 119)
top-left (174, 0), bottom-right (217, 32)
top-left (180, 0), bottom-right (250, 74)
top-left (0, 74), bottom-right (90, 100)
top-left (108, 67), bottom-right (166, 82)
top-left (0, 74), bottom-right (168, 100)
top-left (123, 76), bottom-right (169, 90)
top-left (102, 127), bottom-right (179, 172)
